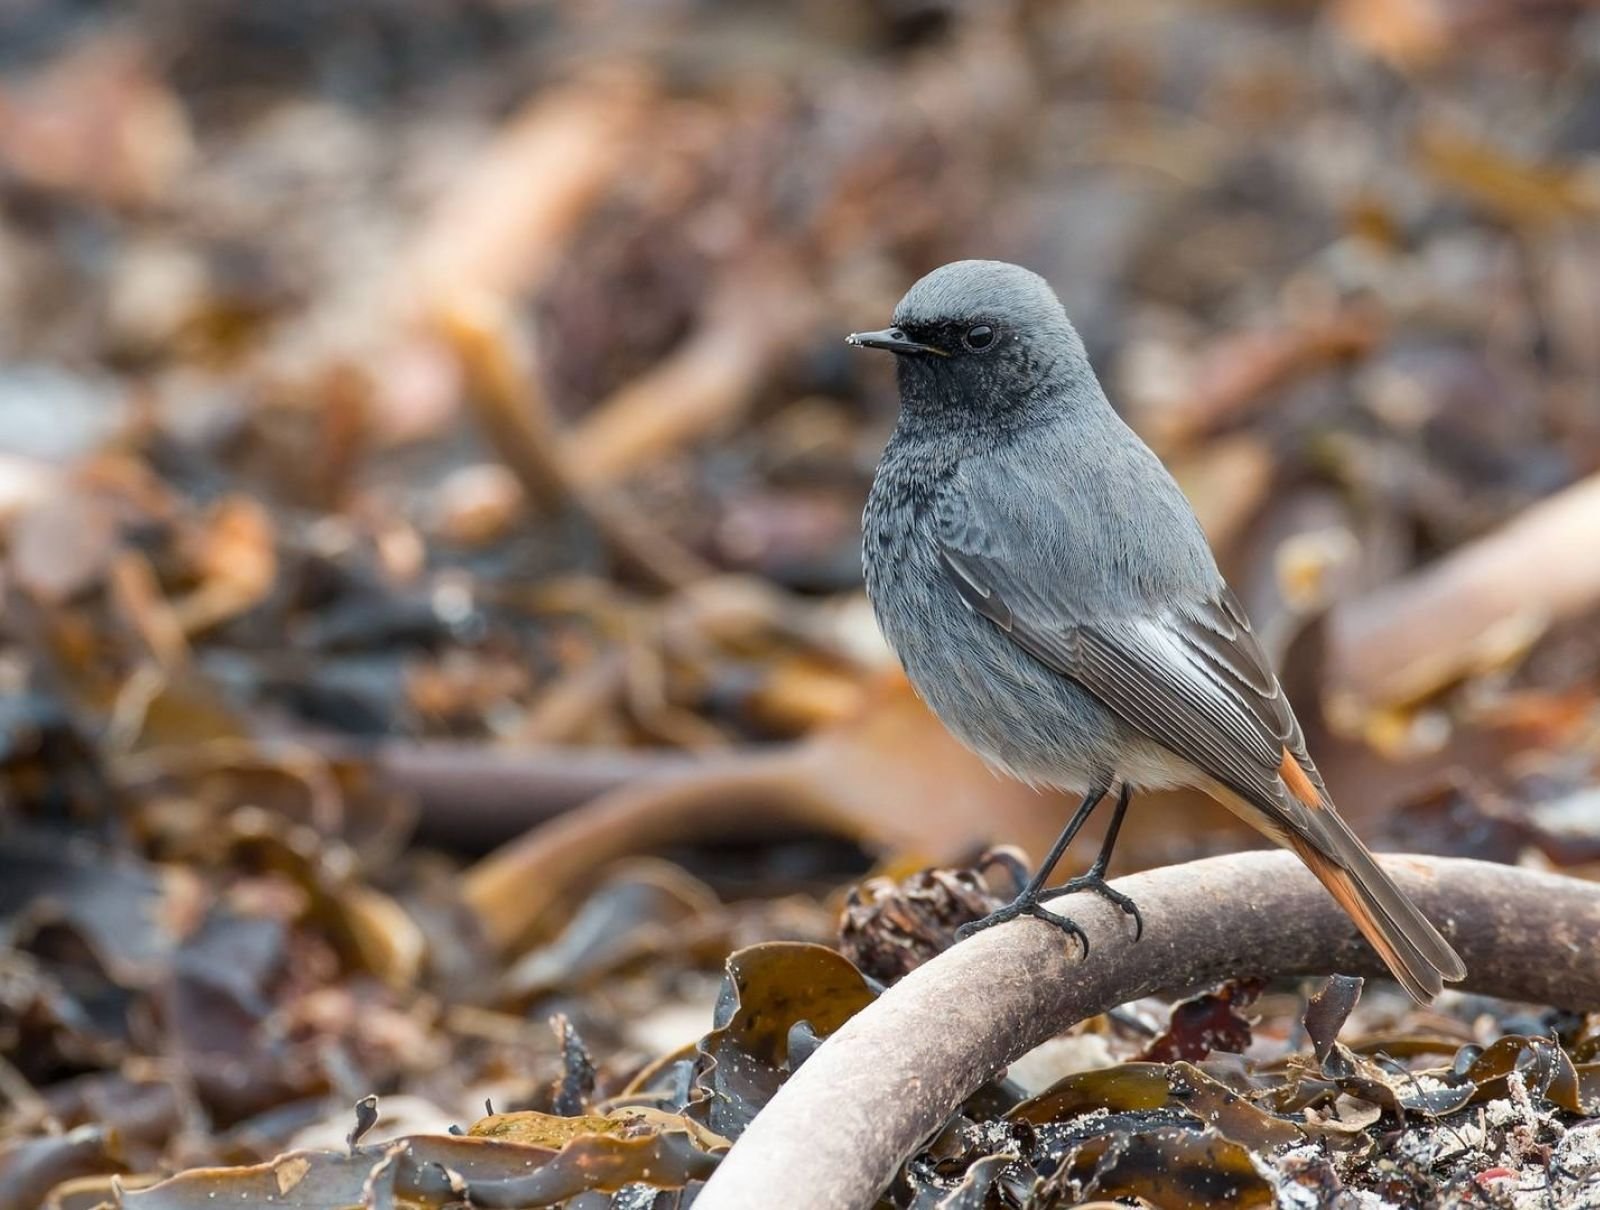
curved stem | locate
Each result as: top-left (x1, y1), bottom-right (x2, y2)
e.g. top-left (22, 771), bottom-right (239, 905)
top-left (695, 852), bottom-right (1600, 1210)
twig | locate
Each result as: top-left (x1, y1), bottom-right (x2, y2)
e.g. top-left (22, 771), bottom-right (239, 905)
top-left (695, 852), bottom-right (1600, 1210)
top-left (407, 70), bottom-right (656, 302)
top-left (1144, 310), bottom-right (1379, 450)
top-left (516, 650), bottom-right (628, 744)
top-left (437, 293), bottom-right (716, 591)
top-left (367, 740), bottom-right (708, 850)
top-left (563, 266), bottom-right (812, 488)
top-left (1329, 470), bottom-right (1600, 708)
top-left (460, 752), bottom-right (859, 950)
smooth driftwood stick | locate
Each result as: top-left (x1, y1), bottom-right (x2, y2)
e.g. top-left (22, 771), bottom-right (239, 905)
top-left (1329, 470), bottom-right (1600, 708)
top-left (695, 852), bottom-right (1600, 1210)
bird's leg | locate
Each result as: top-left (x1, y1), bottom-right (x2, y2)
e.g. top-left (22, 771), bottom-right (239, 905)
top-left (1037, 781), bottom-right (1143, 938)
top-left (955, 779), bottom-right (1112, 952)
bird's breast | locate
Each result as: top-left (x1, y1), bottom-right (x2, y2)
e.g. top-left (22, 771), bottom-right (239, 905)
top-left (864, 525), bottom-right (1116, 791)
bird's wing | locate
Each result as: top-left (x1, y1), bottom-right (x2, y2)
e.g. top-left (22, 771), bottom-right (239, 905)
top-left (935, 471), bottom-right (1465, 999)
top-left (935, 473), bottom-right (1322, 829)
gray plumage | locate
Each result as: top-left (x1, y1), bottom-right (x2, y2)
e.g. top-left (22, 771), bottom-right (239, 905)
top-left (856, 260), bottom-right (1464, 1001)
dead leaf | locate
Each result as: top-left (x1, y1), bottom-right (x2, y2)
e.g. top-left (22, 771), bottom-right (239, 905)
top-left (688, 943), bottom-right (876, 1138)
top-left (1140, 979), bottom-right (1263, 1064)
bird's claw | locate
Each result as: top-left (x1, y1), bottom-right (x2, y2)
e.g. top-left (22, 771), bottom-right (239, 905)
top-left (955, 894), bottom-right (1090, 956)
top-left (1038, 875), bottom-right (1144, 940)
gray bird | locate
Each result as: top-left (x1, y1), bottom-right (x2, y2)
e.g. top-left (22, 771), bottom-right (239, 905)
top-left (850, 259), bottom-right (1465, 1002)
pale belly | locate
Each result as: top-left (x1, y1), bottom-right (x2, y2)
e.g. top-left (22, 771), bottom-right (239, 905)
top-left (870, 560), bottom-right (1200, 796)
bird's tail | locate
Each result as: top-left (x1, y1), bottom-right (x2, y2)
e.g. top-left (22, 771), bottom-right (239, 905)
top-left (1286, 813), bottom-right (1465, 1003)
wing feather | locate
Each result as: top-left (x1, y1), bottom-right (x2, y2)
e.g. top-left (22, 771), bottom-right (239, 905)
top-left (935, 484), bottom-right (1320, 826)
top-left (932, 462), bottom-right (1463, 999)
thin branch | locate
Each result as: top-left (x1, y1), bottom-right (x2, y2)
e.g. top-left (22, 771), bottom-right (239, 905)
top-left (459, 751), bottom-right (863, 951)
top-left (1329, 470), bottom-right (1600, 709)
top-left (367, 740), bottom-right (709, 850)
top-left (437, 293), bottom-right (716, 592)
top-left (406, 70), bottom-right (656, 302)
top-left (1144, 309), bottom-right (1379, 450)
top-left (695, 852), bottom-right (1600, 1210)
top-left (563, 266), bottom-right (812, 488)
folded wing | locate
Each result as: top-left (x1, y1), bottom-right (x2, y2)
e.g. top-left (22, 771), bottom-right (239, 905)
top-left (936, 473), bottom-right (1465, 1000)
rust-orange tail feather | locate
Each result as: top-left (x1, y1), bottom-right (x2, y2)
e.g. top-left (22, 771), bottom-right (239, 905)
top-left (1265, 746), bottom-right (1464, 1002)
top-left (1214, 747), bottom-right (1467, 1002)
top-left (1286, 823), bottom-right (1466, 1003)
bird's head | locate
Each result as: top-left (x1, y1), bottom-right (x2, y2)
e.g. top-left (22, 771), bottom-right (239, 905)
top-left (846, 260), bottom-right (1090, 428)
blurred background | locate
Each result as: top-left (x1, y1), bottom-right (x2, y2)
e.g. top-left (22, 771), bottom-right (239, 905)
top-left (3, 0), bottom-right (1600, 1204)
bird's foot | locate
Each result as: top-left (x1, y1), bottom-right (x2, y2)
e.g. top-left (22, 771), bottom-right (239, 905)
top-left (1038, 874), bottom-right (1144, 940)
top-left (954, 893), bottom-right (1089, 956)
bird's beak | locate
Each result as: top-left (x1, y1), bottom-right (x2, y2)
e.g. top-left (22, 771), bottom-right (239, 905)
top-left (845, 328), bottom-right (949, 357)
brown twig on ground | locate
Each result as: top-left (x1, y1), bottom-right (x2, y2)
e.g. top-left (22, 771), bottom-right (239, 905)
top-left (438, 294), bottom-right (716, 592)
top-left (563, 265), bottom-right (813, 488)
top-left (695, 852), bottom-right (1600, 1210)
top-left (1143, 310), bottom-right (1380, 451)
top-left (515, 650), bottom-right (629, 745)
top-left (370, 740), bottom-right (707, 851)
top-left (459, 752), bottom-right (858, 950)
top-left (1329, 470), bottom-right (1600, 709)
top-left (406, 70), bottom-right (656, 303)
top-left (441, 681), bottom-right (1313, 953)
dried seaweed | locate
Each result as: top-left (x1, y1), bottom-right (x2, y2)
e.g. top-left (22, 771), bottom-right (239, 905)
top-left (4, 0), bottom-right (1600, 1205)
top-left (688, 943), bottom-right (877, 1138)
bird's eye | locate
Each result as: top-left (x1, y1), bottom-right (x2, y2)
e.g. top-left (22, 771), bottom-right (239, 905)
top-left (964, 324), bottom-right (995, 350)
